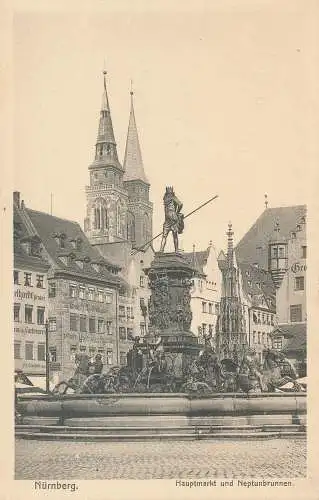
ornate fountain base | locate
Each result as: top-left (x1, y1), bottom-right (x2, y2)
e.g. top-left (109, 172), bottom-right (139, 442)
top-left (145, 252), bottom-right (200, 377)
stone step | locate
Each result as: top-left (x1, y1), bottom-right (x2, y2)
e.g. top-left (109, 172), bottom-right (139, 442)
top-left (15, 430), bottom-right (306, 441)
top-left (15, 424), bottom-right (306, 436)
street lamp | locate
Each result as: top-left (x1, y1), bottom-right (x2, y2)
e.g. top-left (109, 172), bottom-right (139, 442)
top-left (45, 319), bottom-right (50, 393)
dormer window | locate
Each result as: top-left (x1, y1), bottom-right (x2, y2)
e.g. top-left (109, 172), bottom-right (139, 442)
top-left (291, 232), bottom-right (296, 239)
top-left (59, 256), bottom-right (68, 266)
top-left (296, 224), bottom-right (301, 231)
top-left (76, 259), bottom-right (84, 270)
top-left (53, 232), bottom-right (66, 248)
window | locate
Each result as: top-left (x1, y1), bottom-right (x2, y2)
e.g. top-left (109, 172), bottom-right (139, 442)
top-left (97, 318), bottom-right (104, 333)
top-left (37, 343), bottom-right (45, 361)
top-left (119, 327), bottom-right (126, 340)
top-left (97, 348), bottom-right (105, 361)
top-left (24, 273), bottom-right (32, 287)
top-left (49, 317), bottom-right (57, 332)
top-left (70, 314), bottom-right (77, 331)
top-left (36, 274), bottom-right (44, 288)
top-left (290, 304), bottom-right (302, 323)
top-left (105, 293), bottom-right (112, 304)
top-left (262, 313), bottom-right (265, 324)
top-left (272, 247), bottom-right (278, 258)
top-left (202, 302), bottom-right (207, 313)
top-left (278, 247), bottom-right (285, 258)
top-left (80, 315), bottom-right (87, 332)
top-left (140, 323), bottom-right (146, 336)
top-left (120, 352), bottom-right (127, 366)
top-left (127, 306), bottom-right (133, 320)
top-left (49, 347), bottom-right (57, 362)
top-left (273, 338), bottom-right (283, 350)
top-left (106, 321), bottom-right (112, 335)
top-left (79, 345), bottom-right (87, 352)
top-left (88, 288), bottom-right (95, 301)
top-left (302, 246), bottom-right (307, 259)
top-left (215, 304), bottom-right (220, 315)
top-left (106, 349), bottom-right (113, 366)
top-left (140, 276), bottom-right (145, 287)
top-left (97, 290), bottom-right (104, 303)
top-left (70, 345), bottom-right (77, 361)
top-left (127, 328), bottom-right (134, 340)
top-left (89, 317), bottom-right (96, 333)
top-left (37, 307), bottom-right (45, 325)
top-left (208, 303), bottom-right (212, 314)
top-left (202, 323), bottom-right (207, 335)
top-left (253, 331), bottom-right (256, 344)
top-left (14, 270), bottom-right (19, 285)
top-left (257, 313), bottom-right (261, 324)
top-left (14, 303), bottom-right (20, 322)
top-left (14, 342), bottom-right (21, 359)
top-left (208, 324), bottom-right (213, 335)
top-left (69, 285), bottom-right (77, 298)
top-left (79, 286), bottom-right (85, 299)
top-left (119, 306), bottom-right (125, 320)
top-left (258, 332), bottom-right (261, 344)
top-left (25, 342), bottom-right (34, 360)
top-left (25, 305), bottom-right (33, 324)
top-left (48, 282), bottom-right (56, 298)
top-left (295, 276), bottom-right (305, 291)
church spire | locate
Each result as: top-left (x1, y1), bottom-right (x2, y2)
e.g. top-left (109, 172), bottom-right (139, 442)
top-left (91, 70), bottom-right (123, 171)
top-left (123, 84), bottom-right (149, 184)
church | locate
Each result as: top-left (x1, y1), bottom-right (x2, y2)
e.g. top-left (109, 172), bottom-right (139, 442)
top-left (83, 72), bottom-right (155, 340)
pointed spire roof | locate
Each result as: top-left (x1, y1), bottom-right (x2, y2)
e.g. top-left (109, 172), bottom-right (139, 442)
top-left (123, 87), bottom-right (149, 184)
top-left (90, 71), bottom-right (123, 171)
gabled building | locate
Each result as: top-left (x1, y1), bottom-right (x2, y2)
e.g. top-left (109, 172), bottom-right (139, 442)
top-left (236, 204), bottom-right (307, 369)
top-left (84, 74), bottom-right (154, 339)
top-left (13, 192), bottom-right (131, 383)
top-left (183, 242), bottom-right (221, 344)
top-left (13, 192), bottom-right (50, 381)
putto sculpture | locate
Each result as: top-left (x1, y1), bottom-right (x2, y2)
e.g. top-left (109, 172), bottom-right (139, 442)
top-left (160, 186), bottom-right (184, 253)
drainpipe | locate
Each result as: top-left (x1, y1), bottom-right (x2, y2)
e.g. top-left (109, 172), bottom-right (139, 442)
top-left (115, 289), bottom-right (119, 365)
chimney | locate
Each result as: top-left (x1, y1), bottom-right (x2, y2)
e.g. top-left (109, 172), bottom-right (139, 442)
top-left (13, 191), bottom-right (20, 208)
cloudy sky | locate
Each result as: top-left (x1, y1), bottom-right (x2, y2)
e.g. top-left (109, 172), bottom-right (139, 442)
top-left (13, 2), bottom-right (317, 253)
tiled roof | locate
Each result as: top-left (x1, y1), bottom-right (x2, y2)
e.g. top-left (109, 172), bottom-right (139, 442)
top-left (239, 261), bottom-right (276, 310)
top-left (273, 323), bottom-right (307, 353)
top-left (26, 208), bottom-right (122, 286)
top-left (236, 205), bottom-right (307, 269)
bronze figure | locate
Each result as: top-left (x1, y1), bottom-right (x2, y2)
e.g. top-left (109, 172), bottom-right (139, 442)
top-left (160, 186), bottom-right (184, 253)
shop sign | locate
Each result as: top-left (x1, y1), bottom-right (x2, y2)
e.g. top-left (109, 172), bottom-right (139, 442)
top-left (291, 262), bottom-right (307, 273)
top-left (14, 289), bottom-right (46, 301)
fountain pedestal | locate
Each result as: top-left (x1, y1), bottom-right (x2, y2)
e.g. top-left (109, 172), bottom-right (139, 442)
top-left (145, 252), bottom-right (200, 377)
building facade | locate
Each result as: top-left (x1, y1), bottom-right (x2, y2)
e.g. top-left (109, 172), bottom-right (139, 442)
top-left (183, 243), bottom-right (221, 344)
top-left (13, 193), bottom-right (50, 380)
top-left (236, 204), bottom-right (307, 371)
top-left (13, 192), bottom-right (132, 383)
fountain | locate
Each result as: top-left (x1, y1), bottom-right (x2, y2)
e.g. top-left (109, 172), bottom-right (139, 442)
top-left (15, 187), bottom-right (306, 439)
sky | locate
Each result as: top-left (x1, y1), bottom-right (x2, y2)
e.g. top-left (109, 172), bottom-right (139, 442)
top-left (13, 4), bottom-right (317, 253)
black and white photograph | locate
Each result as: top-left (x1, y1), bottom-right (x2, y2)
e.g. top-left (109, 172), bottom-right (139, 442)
top-left (3, 0), bottom-right (318, 498)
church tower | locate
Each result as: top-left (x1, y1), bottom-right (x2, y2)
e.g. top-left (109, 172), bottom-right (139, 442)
top-left (84, 71), bottom-right (128, 244)
top-left (123, 87), bottom-right (153, 249)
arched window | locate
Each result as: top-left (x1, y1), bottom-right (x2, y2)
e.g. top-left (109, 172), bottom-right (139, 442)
top-left (117, 203), bottom-right (121, 236)
top-left (127, 212), bottom-right (135, 242)
top-left (142, 213), bottom-right (150, 242)
top-left (102, 207), bottom-right (108, 229)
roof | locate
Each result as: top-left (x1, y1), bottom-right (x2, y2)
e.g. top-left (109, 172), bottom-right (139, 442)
top-left (13, 206), bottom-right (50, 271)
top-left (123, 93), bottom-right (149, 184)
top-left (239, 261), bottom-right (276, 310)
top-left (183, 248), bottom-right (210, 275)
top-left (26, 208), bottom-right (122, 286)
top-left (273, 323), bottom-right (307, 353)
top-left (236, 205), bottom-right (307, 269)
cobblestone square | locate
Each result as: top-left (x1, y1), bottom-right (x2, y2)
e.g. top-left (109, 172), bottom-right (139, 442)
top-left (15, 438), bottom-right (306, 480)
